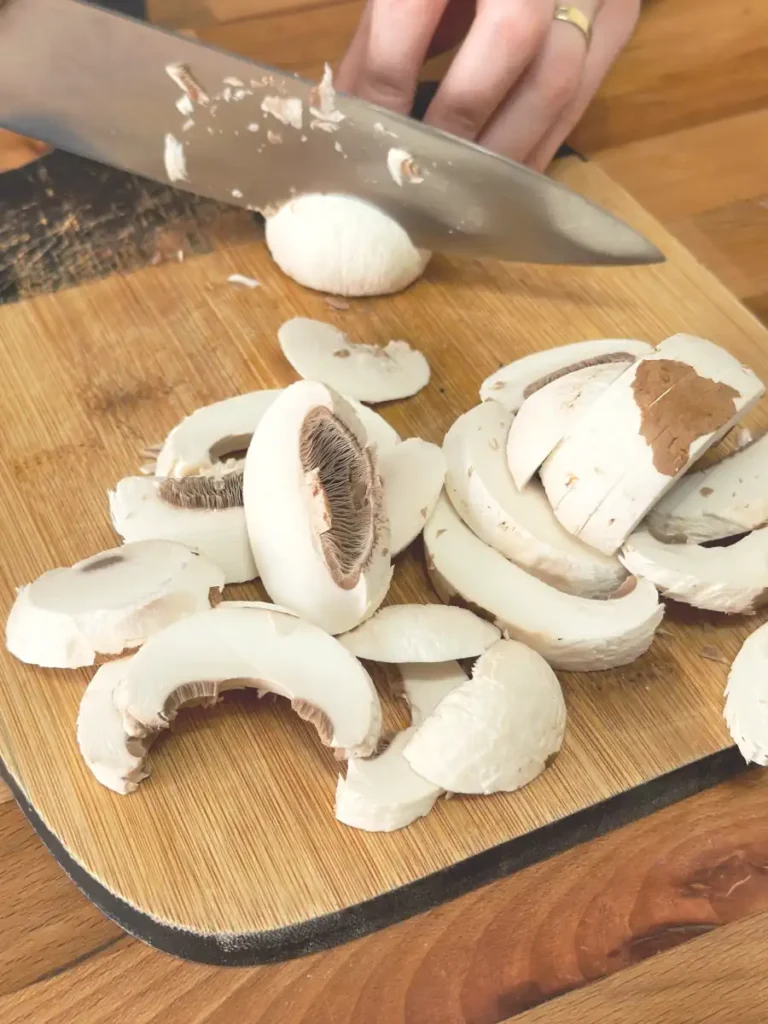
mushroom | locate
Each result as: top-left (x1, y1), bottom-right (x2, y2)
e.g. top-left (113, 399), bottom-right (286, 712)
top-left (506, 359), bottom-right (631, 489)
top-left (264, 194), bottom-right (431, 297)
top-left (277, 318), bottom-right (430, 403)
top-left (479, 339), bottom-right (652, 412)
top-left (424, 494), bottom-right (663, 670)
top-left (113, 603), bottom-right (382, 761)
top-left (399, 660), bottom-right (471, 725)
top-left (109, 472), bottom-right (257, 584)
top-left (5, 540), bottom-right (224, 669)
top-left (443, 401), bottom-right (627, 597)
top-left (402, 640), bottom-right (566, 795)
top-left (620, 527), bottom-right (768, 613)
top-left (724, 621), bottom-right (768, 765)
top-left (646, 432), bottom-right (768, 544)
top-left (541, 334), bottom-right (765, 555)
top-left (243, 380), bottom-right (392, 634)
top-left (378, 438), bottom-right (446, 556)
top-left (339, 605), bottom-right (501, 662)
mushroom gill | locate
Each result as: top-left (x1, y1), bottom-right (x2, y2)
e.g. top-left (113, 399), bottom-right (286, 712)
top-left (158, 471), bottom-right (244, 511)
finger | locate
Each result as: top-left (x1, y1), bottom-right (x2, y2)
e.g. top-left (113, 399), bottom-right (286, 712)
top-left (336, 1), bottom-right (374, 93)
top-left (424, 0), bottom-right (553, 140)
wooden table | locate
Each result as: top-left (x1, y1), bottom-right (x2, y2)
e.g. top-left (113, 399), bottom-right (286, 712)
top-left (1, 0), bottom-right (768, 1020)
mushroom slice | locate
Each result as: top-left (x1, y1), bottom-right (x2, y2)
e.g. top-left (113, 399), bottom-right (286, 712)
top-left (379, 438), bottom-right (446, 556)
top-left (403, 640), bottom-right (566, 795)
top-left (424, 494), bottom-right (663, 671)
top-left (114, 604), bottom-right (382, 760)
top-left (243, 380), bottom-right (392, 634)
top-left (620, 527), bottom-right (768, 614)
top-left (339, 605), bottom-right (500, 662)
top-left (647, 432), bottom-right (768, 544)
top-left (399, 660), bottom-right (470, 726)
top-left (444, 402), bottom-right (627, 598)
top-left (278, 318), bottom-right (430, 403)
top-left (109, 473), bottom-right (257, 585)
top-left (479, 339), bottom-right (651, 412)
top-left (5, 541), bottom-right (224, 670)
top-left (541, 334), bottom-right (765, 555)
top-left (507, 360), bottom-right (631, 489)
top-left (724, 621), bottom-right (768, 765)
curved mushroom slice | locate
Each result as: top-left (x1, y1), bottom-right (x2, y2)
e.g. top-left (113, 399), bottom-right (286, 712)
top-left (479, 339), bottom-right (651, 412)
top-left (243, 380), bottom-right (392, 635)
top-left (379, 438), bottom-right (446, 556)
top-left (114, 604), bottom-right (382, 760)
top-left (541, 334), bottom-right (765, 555)
top-left (5, 541), bottom-right (224, 670)
top-left (444, 402), bottom-right (627, 598)
top-left (424, 494), bottom-right (663, 671)
top-left (403, 640), bottom-right (566, 795)
top-left (724, 621), bottom-right (768, 765)
top-left (339, 605), bottom-right (500, 662)
top-left (278, 318), bottom-right (430, 403)
top-left (109, 473), bottom-right (257, 585)
top-left (620, 527), bottom-right (768, 613)
top-left (507, 360), bottom-right (631, 489)
top-left (647, 432), bottom-right (768, 543)
top-left (399, 660), bottom-right (469, 726)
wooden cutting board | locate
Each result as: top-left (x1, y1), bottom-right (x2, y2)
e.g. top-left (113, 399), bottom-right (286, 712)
top-left (0, 153), bottom-right (764, 966)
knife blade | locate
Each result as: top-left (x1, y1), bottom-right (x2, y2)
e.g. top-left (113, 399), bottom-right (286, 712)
top-left (0, 0), bottom-right (664, 266)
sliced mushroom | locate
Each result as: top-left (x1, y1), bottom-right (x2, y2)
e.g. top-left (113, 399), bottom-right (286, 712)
top-left (113, 604), bottom-right (382, 762)
top-left (399, 660), bottom-right (470, 726)
top-left (5, 541), bottom-right (224, 669)
top-left (506, 360), bottom-right (631, 489)
top-left (403, 640), bottom-right (566, 795)
top-left (724, 621), bottom-right (768, 765)
top-left (109, 473), bottom-right (257, 584)
top-left (378, 438), bottom-right (446, 556)
top-left (444, 402), bottom-right (627, 597)
top-left (243, 380), bottom-right (392, 634)
top-left (646, 432), bottom-right (768, 543)
top-left (424, 494), bottom-right (663, 671)
top-left (278, 318), bottom-right (430, 403)
top-left (541, 334), bottom-right (765, 555)
top-left (620, 527), bottom-right (768, 613)
top-left (339, 605), bottom-right (500, 662)
top-left (479, 339), bottom-right (651, 412)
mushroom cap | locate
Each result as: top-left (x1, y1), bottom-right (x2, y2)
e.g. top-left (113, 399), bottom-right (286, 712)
top-left (278, 318), bottom-right (430, 403)
top-left (379, 438), bottom-right (446, 556)
top-left (339, 604), bottom-right (501, 662)
top-left (265, 193), bottom-right (431, 297)
top-left (403, 640), bottom-right (566, 795)
top-left (724, 621), bottom-right (768, 765)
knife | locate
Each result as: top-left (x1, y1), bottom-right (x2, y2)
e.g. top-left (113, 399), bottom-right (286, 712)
top-left (0, 0), bottom-right (664, 266)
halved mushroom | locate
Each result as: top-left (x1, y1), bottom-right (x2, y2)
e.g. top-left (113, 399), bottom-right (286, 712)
top-left (109, 472), bottom-right (257, 584)
top-left (278, 318), bottom-right (430, 403)
top-left (243, 380), bottom-right (392, 634)
top-left (620, 527), bottom-right (768, 613)
top-left (379, 438), bottom-right (446, 555)
top-left (339, 604), bottom-right (500, 662)
top-left (113, 603), bottom-right (382, 762)
top-left (541, 334), bottom-right (765, 555)
top-left (724, 621), bottom-right (768, 765)
top-left (403, 640), bottom-right (566, 795)
top-left (479, 338), bottom-right (651, 412)
top-left (647, 432), bottom-right (768, 543)
top-left (444, 402), bottom-right (627, 597)
top-left (424, 494), bottom-right (663, 671)
top-left (5, 540), bottom-right (224, 669)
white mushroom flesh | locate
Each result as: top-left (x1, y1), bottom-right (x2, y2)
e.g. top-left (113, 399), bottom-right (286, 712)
top-left (724, 621), bottom-right (768, 765)
top-left (399, 660), bottom-right (470, 725)
top-left (339, 604), bottom-right (500, 662)
top-left (378, 438), bottom-right (446, 556)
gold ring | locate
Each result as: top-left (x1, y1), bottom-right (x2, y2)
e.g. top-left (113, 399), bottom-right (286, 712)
top-left (553, 4), bottom-right (592, 44)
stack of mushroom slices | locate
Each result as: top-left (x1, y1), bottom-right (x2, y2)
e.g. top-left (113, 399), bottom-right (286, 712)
top-left (6, 324), bottom-right (768, 833)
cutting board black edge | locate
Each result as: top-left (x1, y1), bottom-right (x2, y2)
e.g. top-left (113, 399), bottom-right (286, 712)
top-left (0, 747), bottom-right (747, 967)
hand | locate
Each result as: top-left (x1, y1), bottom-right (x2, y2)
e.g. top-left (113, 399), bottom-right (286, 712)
top-left (336, 0), bottom-right (640, 170)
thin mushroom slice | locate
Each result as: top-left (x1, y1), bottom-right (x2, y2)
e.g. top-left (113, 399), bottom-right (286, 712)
top-left (647, 431), bottom-right (768, 544)
top-left (379, 438), bottom-right (446, 556)
top-left (403, 640), bottom-right (566, 795)
top-left (620, 527), bottom-right (768, 614)
top-left (278, 318), bottom-right (430, 403)
top-left (5, 541), bottom-right (224, 670)
top-left (339, 605), bottom-right (500, 662)
top-left (114, 604), bottom-right (382, 764)
top-left (724, 621), bottom-right (768, 765)
top-left (444, 402), bottom-right (627, 598)
top-left (243, 380), bottom-right (392, 634)
top-left (541, 334), bottom-right (765, 555)
top-left (424, 494), bottom-right (663, 671)
top-left (480, 338), bottom-right (651, 412)
top-left (399, 660), bottom-right (469, 726)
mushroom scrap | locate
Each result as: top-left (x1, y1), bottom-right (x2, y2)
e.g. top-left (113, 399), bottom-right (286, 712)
top-left (724, 621), bottom-right (768, 766)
